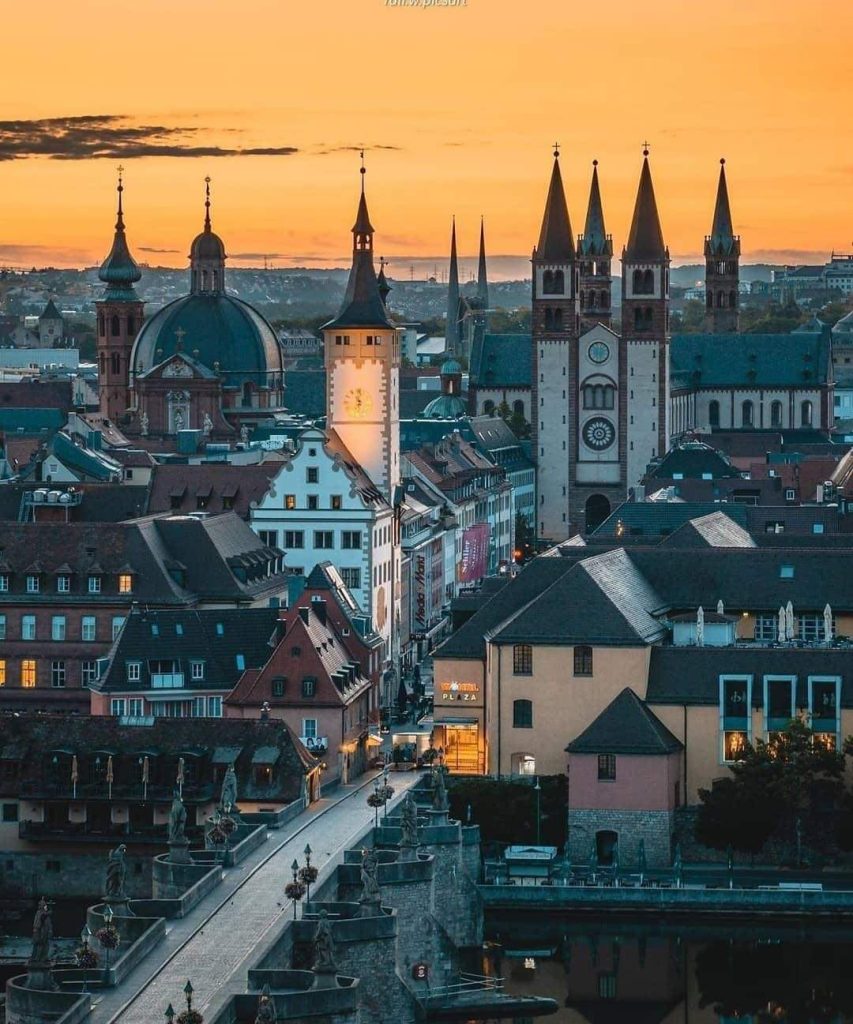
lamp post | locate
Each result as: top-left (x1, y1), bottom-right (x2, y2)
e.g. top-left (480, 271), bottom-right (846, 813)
top-left (165, 1004), bottom-right (175, 1023)
top-left (534, 776), bottom-right (542, 845)
top-left (299, 843), bottom-right (318, 904)
top-left (79, 925), bottom-right (91, 996)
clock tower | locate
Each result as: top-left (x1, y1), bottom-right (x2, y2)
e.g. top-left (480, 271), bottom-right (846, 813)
top-left (323, 161), bottom-right (401, 504)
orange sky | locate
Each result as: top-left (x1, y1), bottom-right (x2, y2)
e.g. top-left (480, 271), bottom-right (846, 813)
top-left (1, 0), bottom-right (851, 274)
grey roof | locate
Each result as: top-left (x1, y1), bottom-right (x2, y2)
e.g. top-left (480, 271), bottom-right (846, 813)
top-left (647, 442), bottom-right (741, 480)
top-left (493, 549), bottom-right (668, 647)
top-left (469, 333), bottom-right (532, 390)
top-left (670, 329), bottom-right (833, 389)
top-left (660, 511), bottom-right (756, 549)
top-left (707, 160), bottom-right (737, 256)
top-left (647, 646), bottom-right (853, 707)
top-left (592, 501), bottom-right (750, 540)
top-left (624, 155), bottom-right (666, 261)
top-left (535, 156), bottom-right (575, 262)
top-left (578, 161), bottom-right (611, 258)
top-left (566, 687), bottom-right (682, 755)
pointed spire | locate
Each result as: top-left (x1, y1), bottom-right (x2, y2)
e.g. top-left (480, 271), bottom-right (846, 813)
top-left (352, 149), bottom-right (375, 241)
top-left (98, 167), bottom-right (142, 295)
top-left (709, 158), bottom-right (735, 254)
top-left (625, 147), bottom-right (666, 261)
top-left (377, 256), bottom-right (391, 304)
top-left (445, 217), bottom-right (460, 354)
top-left (203, 176), bottom-right (212, 232)
top-left (536, 144), bottom-right (575, 262)
top-left (477, 216), bottom-right (489, 307)
top-left (580, 160), bottom-right (610, 256)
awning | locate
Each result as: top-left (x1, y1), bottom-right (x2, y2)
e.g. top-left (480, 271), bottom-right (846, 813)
top-left (366, 731), bottom-right (384, 747)
top-left (251, 746), bottom-right (281, 765)
top-left (211, 745), bottom-right (243, 765)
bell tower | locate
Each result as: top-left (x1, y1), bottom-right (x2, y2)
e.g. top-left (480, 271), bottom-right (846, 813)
top-left (704, 158), bottom-right (740, 332)
top-left (95, 169), bottom-right (144, 422)
top-left (578, 161), bottom-right (613, 332)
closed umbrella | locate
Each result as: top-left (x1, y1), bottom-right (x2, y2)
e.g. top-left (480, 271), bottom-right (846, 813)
top-left (106, 755), bottom-right (114, 800)
top-left (785, 601), bottom-right (795, 642)
top-left (612, 841), bottom-right (620, 885)
top-left (637, 839), bottom-right (647, 885)
top-left (673, 842), bottom-right (683, 888)
top-left (176, 757), bottom-right (185, 797)
top-left (71, 755), bottom-right (78, 800)
top-left (777, 606), bottom-right (786, 642)
top-left (824, 604), bottom-right (833, 643)
top-left (588, 840), bottom-right (598, 881)
top-left (142, 755), bottom-right (149, 801)
top-left (716, 600), bottom-right (725, 616)
top-left (696, 606), bottom-right (705, 647)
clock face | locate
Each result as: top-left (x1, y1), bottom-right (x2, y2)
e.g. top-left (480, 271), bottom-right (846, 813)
top-left (343, 387), bottom-right (373, 418)
top-left (588, 341), bottom-right (610, 364)
top-left (583, 416), bottom-right (616, 451)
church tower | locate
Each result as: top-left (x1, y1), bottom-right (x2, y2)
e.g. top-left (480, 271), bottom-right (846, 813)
top-left (578, 161), bottom-right (613, 332)
top-left (190, 177), bottom-right (227, 296)
top-left (704, 158), bottom-right (740, 332)
top-left (445, 218), bottom-right (460, 356)
top-left (96, 170), bottom-right (144, 421)
top-left (531, 146), bottom-right (579, 542)
top-left (323, 159), bottom-right (401, 505)
top-left (477, 216), bottom-right (489, 308)
top-left (622, 148), bottom-right (671, 492)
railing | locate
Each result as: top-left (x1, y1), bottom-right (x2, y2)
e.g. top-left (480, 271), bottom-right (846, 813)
top-left (423, 973), bottom-right (504, 1002)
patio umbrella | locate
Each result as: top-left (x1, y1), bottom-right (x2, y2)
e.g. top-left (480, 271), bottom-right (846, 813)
top-left (727, 844), bottom-right (734, 889)
top-left (637, 839), bottom-right (647, 884)
top-left (716, 600), bottom-right (725, 616)
top-left (142, 755), bottom-right (149, 800)
top-left (106, 755), bottom-right (114, 800)
top-left (71, 755), bottom-right (78, 799)
top-left (696, 606), bottom-right (705, 647)
top-left (778, 606), bottom-right (786, 641)
top-left (785, 601), bottom-right (795, 641)
top-left (824, 604), bottom-right (833, 642)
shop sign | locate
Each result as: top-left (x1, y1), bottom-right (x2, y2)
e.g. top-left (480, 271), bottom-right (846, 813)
top-left (439, 680), bottom-right (480, 702)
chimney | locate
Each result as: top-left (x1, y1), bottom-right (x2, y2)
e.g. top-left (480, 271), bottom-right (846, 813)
top-left (313, 599), bottom-right (327, 626)
top-left (298, 606), bottom-right (310, 625)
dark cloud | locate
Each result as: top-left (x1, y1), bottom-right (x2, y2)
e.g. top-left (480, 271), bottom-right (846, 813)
top-left (139, 246), bottom-right (180, 254)
top-left (313, 144), bottom-right (402, 155)
top-left (0, 115), bottom-right (298, 161)
top-left (229, 252), bottom-right (343, 262)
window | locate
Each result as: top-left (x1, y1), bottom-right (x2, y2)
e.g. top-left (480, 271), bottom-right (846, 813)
top-left (770, 400), bottom-right (783, 427)
top-left (341, 567), bottom-right (361, 590)
top-left (285, 495), bottom-right (296, 510)
top-left (51, 616), bottom-right (66, 641)
top-left (721, 675), bottom-right (751, 761)
top-left (81, 616), bottom-right (96, 641)
top-left (0, 615), bottom-right (5, 640)
top-left (302, 718), bottom-right (318, 739)
top-left (81, 661), bottom-right (98, 685)
top-left (765, 676), bottom-right (795, 727)
top-left (779, 565), bottom-right (795, 579)
top-left (341, 530), bottom-right (362, 549)
top-left (118, 574), bottom-right (133, 594)
top-left (754, 614), bottom-right (777, 641)
top-left (513, 699), bottom-right (533, 728)
top-left (785, 488), bottom-right (796, 501)
top-left (51, 661), bottom-right (66, 688)
top-left (284, 530), bottom-right (304, 549)
top-left (512, 644), bottom-right (533, 675)
top-left (272, 676), bottom-right (286, 697)
top-left (208, 696), bottom-right (223, 717)
top-left (258, 530), bottom-right (278, 548)
top-left (598, 974), bottom-right (617, 999)
top-left (25, 574), bottom-right (40, 594)
top-left (0, 574), bottom-right (7, 592)
top-left (708, 400), bottom-right (720, 428)
top-left (87, 575), bottom-right (101, 594)
top-left (800, 400), bottom-right (813, 427)
top-left (314, 531), bottom-right (334, 549)
top-left (573, 645), bottom-right (593, 676)
top-left (302, 677), bottom-right (317, 698)
top-left (126, 661), bottom-right (141, 682)
top-left (128, 698), bottom-right (143, 717)
top-left (0, 660), bottom-right (5, 685)
top-left (110, 698), bottom-right (126, 717)
top-left (597, 754), bottom-right (616, 780)
top-left (307, 495), bottom-right (319, 511)
top-left (741, 400), bottom-right (754, 427)
top-left (190, 661), bottom-right (205, 680)
top-left (21, 660), bottom-right (36, 687)
top-left (306, 466), bottom-right (319, 483)
top-left (112, 616), bottom-right (125, 640)
top-left (2, 803), bottom-right (18, 823)
top-left (331, 495), bottom-right (342, 510)
top-left (21, 615), bottom-right (36, 640)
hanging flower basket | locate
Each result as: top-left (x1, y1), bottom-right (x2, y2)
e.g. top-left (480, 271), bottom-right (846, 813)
top-left (220, 815), bottom-right (237, 836)
top-left (380, 785), bottom-right (395, 801)
top-left (298, 864), bottom-right (318, 886)
top-left (207, 824), bottom-right (228, 846)
top-left (284, 881), bottom-right (306, 901)
top-left (96, 925), bottom-right (119, 951)
top-left (367, 792), bottom-right (384, 809)
top-left (74, 945), bottom-right (99, 970)
top-left (176, 1011), bottom-right (204, 1024)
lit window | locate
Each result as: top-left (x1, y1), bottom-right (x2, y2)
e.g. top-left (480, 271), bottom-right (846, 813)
top-left (118, 574), bottom-right (133, 594)
top-left (285, 495), bottom-right (296, 510)
top-left (0, 659), bottom-right (5, 685)
top-left (21, 660), bottom-right (36, 687)
top-left (724, 731), bottom-right (748, 761)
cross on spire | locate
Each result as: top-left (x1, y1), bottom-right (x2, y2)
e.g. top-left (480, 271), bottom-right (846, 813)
top-left (553, 142), bottom-right (560, 159)
top-left (204, 176), bottom-right (211, 231)
top-left (642, 141), bottom-right (651, 156)
top-left (359, 148), bottom-right (366, 193)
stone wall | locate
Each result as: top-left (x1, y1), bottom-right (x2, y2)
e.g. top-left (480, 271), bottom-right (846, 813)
top-left (568, 808), bottom-right (674, 868)
top-left (0, 849), bottom-right (152, 899)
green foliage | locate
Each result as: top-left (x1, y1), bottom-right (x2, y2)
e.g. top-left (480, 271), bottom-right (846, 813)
top-left (488, 307), bottom-right (531, 334)
top-left (446, 776), bottom-right (567, 849)
top-left (741, 301), bottom-right (807, 334)
top-left (696, 718), bottom-right (845, 856)
top-left (671, 299), bottom-right (707, 334)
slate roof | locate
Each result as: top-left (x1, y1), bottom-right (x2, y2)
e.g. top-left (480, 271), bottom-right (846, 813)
top-left (95, 607), bottom-right (279, 694)
top-left (670, 329), bottom-right (833, 389)
top-left (147, 464), bottom-right (276, 520)
top-left (0, 483), bottom-right (149, 522)
top-left (285, 369), bottom-right (326, 419)
top-left (624, 155), bottom-right (667, 261)
top-left (0, 380), bottom-right (73, 412)
top-left (647, 646), bottom-right (853, 707)
top-left (493, 549), bottom-right (667, 647)
top-left (536, 155), bottom-right (575, 262)
top-left (566, 687), bottom-right (682, 754)
top-left (647, 442), bottom-right (741, 480)
top-left (592, 501), bottom-right (749, 539)
top-left (469, 333), bottom-right (532, 390)
top-left (660, 511), bottom-right (756, 549)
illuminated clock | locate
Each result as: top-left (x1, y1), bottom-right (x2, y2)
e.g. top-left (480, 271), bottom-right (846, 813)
top-left (588, 341), bottom-right (610, 364)
top-left (343, 387), bottom-right (373, 418)
top-left (582, 416), bottom-right (615, 451)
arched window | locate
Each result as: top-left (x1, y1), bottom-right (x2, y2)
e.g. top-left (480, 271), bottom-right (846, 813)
top-left (579, 290), bottom-right (586, 310)
top-left (542, 270), bottom-right (554, 294)
top-left (643, 269), bottom-right (654, 294)
top-left (242, 382), bottom-right (253, 407)
top-left (111, 352), bottom-right (121, 375)
top-left (717, 291), bottom-right (725, 308)
top-left (553, 308), bottom-right (563, 331)
top-left (709, 400), bottom-right (720, 427)
top-left (553, 270), bottom-right (565, 293)
top-left (729, 290), bottom-right (737, 310)
top-left (99, 353), bottom-right (106, 375)
top-left (632, 268), bottom-right (644, 293)
top-left (127, 315), bottom-right (136, 335)
top-left (573, 645), bottom-right (593, 675)
top-left (742, 400), bottom-right (753, 427)
top-left (801, 400), bottom-right (813, 427)
top-left (600, 290), bottom-right (608, 309)
top-left (512, 699), bottom-right (533, 729)
top-left (633, 307), bottom-right (643, 330)
top-left (770, 400), bottom-right (783, 427)
top-left (544, 308), bottom-right (553, 331)
top-left (110, 315), bottom-right (120, 337)
top-left (512, 399), bottom-right (525, 418)
top-left (644, 307), bottom-right (653, 327)
top-left (483, 400), bottom-right (495, 415)
top-left (98, 313), bottom-right (105, 336)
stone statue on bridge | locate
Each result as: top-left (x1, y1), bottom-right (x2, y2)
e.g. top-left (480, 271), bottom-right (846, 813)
top-left (254, 982), bottom-right (276, 1023)
top-left (360, 847), bottom-right (381, 905)
top-left (168, 789), bottom-right (187, 844)
top-left (432, 765), bottom-right (449, 812)
top-left (312, 909), bottom-right (337, 973)
top-left (400, 794), bottom-right (420, 848)
top-left (221, 763), bottom-right (238, 812)
top-left (105, 844), bottom-right (128, 898)
top-left (29, 897), bottom-right (53, 964)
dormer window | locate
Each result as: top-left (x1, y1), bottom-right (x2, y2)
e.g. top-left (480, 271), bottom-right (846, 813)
top-left (26, 575), bottom-right (40, 594)
top-left (0, 575), bottom-right (8, 593)
top-left (88, 575), bottom-right (102, 594)
top-left (190, 660), bottom-right (205, 680)
top-left (57, 575), bottom-right (70, 593)
top-left (118, 574), bottom-right (133, 594)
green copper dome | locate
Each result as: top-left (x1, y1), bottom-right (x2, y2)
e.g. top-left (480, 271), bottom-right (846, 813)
top-left (440, 358), bottom-right (462, 375)
top-left (423, 392), bottom-right (467, 419)
top-left (98, 178), bottom-right (142, 301)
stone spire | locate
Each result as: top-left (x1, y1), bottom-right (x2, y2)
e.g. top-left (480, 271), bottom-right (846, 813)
top-left (535, 146), bottom-right (575, 262)
top-left (477, 216), bottom-right (489, 307)
top-left (704, 158), bottom-right (740, 332)
top-left (708, 158), bottom-right (736, 255)
top-left (98, 168), bottom-right (142, 300)
top-left (579, 160), bottom-right (611, 258)
top-left (624, 148), bottom-right (667, 261)
top-left (445, 217), bottom-right (460, 355)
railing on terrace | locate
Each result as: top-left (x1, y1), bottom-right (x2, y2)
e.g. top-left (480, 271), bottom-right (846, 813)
top-left (423, 973), bottom-right (504, 1003)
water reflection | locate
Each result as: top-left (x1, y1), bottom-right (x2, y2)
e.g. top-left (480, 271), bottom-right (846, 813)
top-left (480, 919), bottom-right (853, 1024)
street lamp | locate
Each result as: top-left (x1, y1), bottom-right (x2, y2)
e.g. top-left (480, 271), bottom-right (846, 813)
top-left (534, 777), bottom-right (542, 845)
top-left (165, 1004), bottom-right (175, 1023)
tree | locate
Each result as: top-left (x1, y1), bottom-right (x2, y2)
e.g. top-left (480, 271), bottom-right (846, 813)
top-left (696, 718), bottom-right (845, 857)
top-left (513, 512), bottom-right (535, 564)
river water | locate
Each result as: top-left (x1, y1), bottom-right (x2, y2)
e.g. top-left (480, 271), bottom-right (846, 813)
top-left (470, 915), bottom-right (853, 1024)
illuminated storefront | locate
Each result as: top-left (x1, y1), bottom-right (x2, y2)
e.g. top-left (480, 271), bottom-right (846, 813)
top-left (432, 677), bottom-right (486, 774)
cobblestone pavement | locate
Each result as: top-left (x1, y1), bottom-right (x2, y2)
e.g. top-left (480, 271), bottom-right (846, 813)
top-left (89, 770), bottom-right (421, 1024)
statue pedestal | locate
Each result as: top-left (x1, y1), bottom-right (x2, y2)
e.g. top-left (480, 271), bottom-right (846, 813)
top-left (359, 895), bottom-right (382, 918)
top-left (168, 838), bottom-right (192, 864)
top-left (102, 896), bottom-right (134, 918)
top-left (428, 808), bottom-right (450, 826)
top-left (312, 969), bottom-right (338, 989)
top-left (399, 843), bottom-right (419, 861)
top-left (25, 961), bottom-right (58, 991)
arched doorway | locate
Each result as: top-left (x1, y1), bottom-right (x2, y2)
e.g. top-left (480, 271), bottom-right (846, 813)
top-left (596, 829), bottom-right (618, 866)
top-left (585, 494), bottom-right (611, 534)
